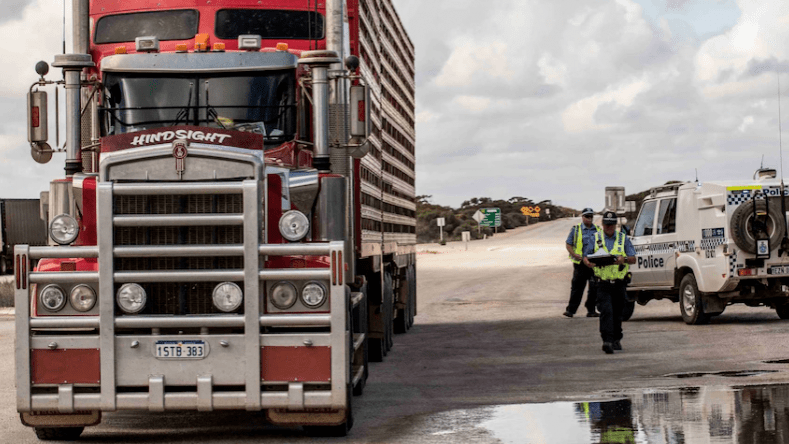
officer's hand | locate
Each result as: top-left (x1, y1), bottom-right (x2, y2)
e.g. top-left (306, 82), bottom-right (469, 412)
top-left (615, 256), bottom-right (625, 266)
top-left (583, 258), bottom-right (594, 268)
top-left (573, 253), bottom-right (582, 261)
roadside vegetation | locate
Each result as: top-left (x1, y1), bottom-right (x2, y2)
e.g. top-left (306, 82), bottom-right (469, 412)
top-left (416, 195), bottom-right (578, 244)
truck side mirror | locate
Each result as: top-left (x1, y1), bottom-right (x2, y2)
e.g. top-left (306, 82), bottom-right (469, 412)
top-left (348, 84), bottom-right (371, 159)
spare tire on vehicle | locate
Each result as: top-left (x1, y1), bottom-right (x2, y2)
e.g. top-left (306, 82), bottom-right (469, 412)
top-left (730, 199), bottom-right (785, 254)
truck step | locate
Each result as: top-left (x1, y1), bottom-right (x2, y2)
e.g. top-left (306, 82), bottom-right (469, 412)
top-left (353, 333), bottom-right (365, 352)
top-left (350, 292), bottom-right (364, 308)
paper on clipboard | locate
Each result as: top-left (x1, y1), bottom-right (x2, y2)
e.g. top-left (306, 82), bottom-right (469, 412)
top-left (587, 250), bottom-right (616, 266)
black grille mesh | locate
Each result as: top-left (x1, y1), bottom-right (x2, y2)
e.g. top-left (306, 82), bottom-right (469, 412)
top-left (113, 193), bottom-right (245, 315)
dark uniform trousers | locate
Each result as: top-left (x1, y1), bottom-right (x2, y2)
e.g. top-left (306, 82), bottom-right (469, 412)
top-left (595, 280), bottom-right (626, 343)
top-left (567, 263), bottom-right (597, 314)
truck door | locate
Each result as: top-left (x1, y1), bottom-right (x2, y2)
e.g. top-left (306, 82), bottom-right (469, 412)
top-left (652, 197), bottom-right (678, 286)
top-left (629, 200), bottom-right (659, 286)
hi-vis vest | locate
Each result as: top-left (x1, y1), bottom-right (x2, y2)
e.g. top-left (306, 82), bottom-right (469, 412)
top-left (570, 223), bottom-right (602, 264)
top-left (592, 231), bottom-right (628, 280)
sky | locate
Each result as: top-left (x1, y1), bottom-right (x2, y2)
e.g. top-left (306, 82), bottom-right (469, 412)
top-left (1, 0), bottom-right (789, 211)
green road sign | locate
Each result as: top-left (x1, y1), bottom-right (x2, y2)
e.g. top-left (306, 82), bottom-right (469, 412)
top-left (477, 208), bottom-right (501, 228)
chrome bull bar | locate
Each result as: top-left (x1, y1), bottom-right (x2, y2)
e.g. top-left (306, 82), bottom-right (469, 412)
top-left (15, 179), bottom-right (348, 414)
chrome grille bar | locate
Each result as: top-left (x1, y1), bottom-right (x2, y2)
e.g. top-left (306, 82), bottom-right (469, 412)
top-left (114, 214), bottom-right (244, 227)
top-left (115, 270), bottom-right (245, 283)
top-left (113, 182), bottom-right (244, 195)
top-left (114, 245), bottom-right (244, 257)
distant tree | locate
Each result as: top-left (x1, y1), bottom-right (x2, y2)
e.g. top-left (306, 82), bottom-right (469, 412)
top-left (416, 195), bottom-right (432, 205)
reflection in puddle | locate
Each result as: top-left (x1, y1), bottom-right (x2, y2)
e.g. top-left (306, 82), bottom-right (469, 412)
top-left (474, 384), bottom-right (789, 443)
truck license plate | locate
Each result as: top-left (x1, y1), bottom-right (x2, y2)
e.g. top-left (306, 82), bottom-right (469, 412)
top-left (769, 266), bottom-right (789, 276)
top-left (154, 340), bottom-right (208, 359)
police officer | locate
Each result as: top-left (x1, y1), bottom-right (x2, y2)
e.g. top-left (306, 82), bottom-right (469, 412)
top-left (564, 207), bottom-right (602, 318)
top-left (583, 211), bottom-right (636, 354)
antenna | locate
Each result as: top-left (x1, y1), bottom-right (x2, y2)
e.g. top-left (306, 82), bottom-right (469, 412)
top-left (62, 1), bottom-right (66, 54)
top-left (776, 72), bottom-right (789, 255)
top-left (695, 168), bottom-right (699, 183)
top-left (761, 154), bottom-right (765, 169)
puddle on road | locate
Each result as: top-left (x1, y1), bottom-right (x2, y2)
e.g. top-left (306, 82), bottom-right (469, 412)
top-left (403, 384), bottom-right (789, 443)
top-left (663, 369), bottom-right (778, 378)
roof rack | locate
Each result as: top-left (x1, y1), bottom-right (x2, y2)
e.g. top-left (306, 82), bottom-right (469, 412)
top-left (649, 182), bottom-right (688, 197)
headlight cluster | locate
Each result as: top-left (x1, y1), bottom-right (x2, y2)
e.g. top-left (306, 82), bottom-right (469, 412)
top-left (39, 284), bottom-right (96, 313)
top-left (115, 282), bottom-right (244, 314)
top-left (270, 281), bottom-right (327, 310)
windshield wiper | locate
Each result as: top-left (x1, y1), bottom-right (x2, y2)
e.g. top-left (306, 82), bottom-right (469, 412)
top-left (172, 81), bottom-right (194, 126)
top-left (204, 80), bottom-right (226, 129)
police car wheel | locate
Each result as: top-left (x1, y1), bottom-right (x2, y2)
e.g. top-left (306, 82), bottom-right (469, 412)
top-left (679, 274), bottom-right (710, 325)
top-left (730, 200), bottom-right (785, 254)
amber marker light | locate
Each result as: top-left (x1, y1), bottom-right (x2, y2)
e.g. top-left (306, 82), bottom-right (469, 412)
top-left (114, 46), bottom-right (127, 54)
top-left (276, 43), bottom-right (289, 51)
top-left (195, 33), bottom-right (210, 51)
top-left (212, 43), bottom-right (226, 51)
top-left (175, 44), bottom-right (188, 52)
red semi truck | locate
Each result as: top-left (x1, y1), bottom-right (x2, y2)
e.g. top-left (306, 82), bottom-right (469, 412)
top-left (16, 0), bottom-right (416, 439)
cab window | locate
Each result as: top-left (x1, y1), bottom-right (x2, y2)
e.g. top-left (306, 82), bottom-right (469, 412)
top-left (633, 201), bottom-right (657, 237)
top-left (657, 198), bottom-right (677, 234)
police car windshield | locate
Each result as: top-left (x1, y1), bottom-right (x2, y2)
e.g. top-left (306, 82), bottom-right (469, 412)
top-left (100, 70), bottom-right (296, 144)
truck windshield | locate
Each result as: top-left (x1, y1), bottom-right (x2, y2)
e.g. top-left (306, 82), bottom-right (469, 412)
top-left (101, 70), bottom-right (296, 144)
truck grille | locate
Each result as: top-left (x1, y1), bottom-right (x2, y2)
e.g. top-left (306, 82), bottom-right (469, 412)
top-left (113, 192), bottom-right (247, 316)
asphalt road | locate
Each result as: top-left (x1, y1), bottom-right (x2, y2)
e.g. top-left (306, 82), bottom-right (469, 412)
top-left (3, 217), bottom-right (789, 442)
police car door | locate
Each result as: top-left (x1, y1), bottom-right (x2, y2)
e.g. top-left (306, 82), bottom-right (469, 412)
top-left (629, 200), bottom-right (661, 286)
top-left (651, 197), bottom-right (678, 286)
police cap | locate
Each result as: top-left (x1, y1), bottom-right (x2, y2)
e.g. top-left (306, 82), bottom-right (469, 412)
top-left (602, 211), bottom-right (618, 225)
top-left (581, 207), bottom-right (594, 216)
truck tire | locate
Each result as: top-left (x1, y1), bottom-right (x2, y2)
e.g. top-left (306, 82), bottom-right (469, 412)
top-left (304, 383), bottom-right (354, 437)
top-left (383, 271), bottom-right (394, 351)
top-left (621, 300), bottom-right (635, 321)
top-left (730, 199), bottom-right (785, 254)
top-left (34, 427), bottom-right (84, 441)
top-left (776, 303), bottom-right (789, 319)
top-left (679, 274), bottom-right (709, 325)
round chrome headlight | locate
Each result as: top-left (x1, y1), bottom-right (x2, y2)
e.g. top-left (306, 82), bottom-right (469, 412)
top-left (301, 282), bottom-right (327, 308)
top-left (116, 283), bottom-right (147, 314)
top-left (49, 214), bottom-right (80, 245)
top-left (213, 282), bottom-right (243, 312)
top-left (39, 285), bottom-right (66, 312)
top-left (270, 282), bottom-right (298, 310)
top-left (70, 284), bottom-right (97, 312)
top-left (279, 210), bottom-right (310, 242)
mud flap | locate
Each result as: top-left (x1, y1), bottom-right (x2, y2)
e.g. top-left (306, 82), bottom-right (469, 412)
top-left (702, 294), bottom-right (726, 315)
top-left (21, 411), bottom-right (101, 428)
top-left (267, 408), bottom-right (347, 426)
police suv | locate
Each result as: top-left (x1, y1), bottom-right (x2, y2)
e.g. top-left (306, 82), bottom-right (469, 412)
top-left (627, 169), bottom-right (789, 324)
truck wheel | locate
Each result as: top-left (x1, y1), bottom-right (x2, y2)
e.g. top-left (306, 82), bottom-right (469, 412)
top-left (304, 383), bottom-right (354, 437)
top-left (776, 304), bottom-right (789, 319)
top-left (730, 199), bottom-right (785, 254)
top-left (394, 269), bottom-right (409, 334)
top-left (679, 274), bottom-right (709, 325)
top-left (621, 300), bottom-right (635, 321)
top-left (383, 271), bottom-right (394, 351)
top-left (34, 427), bottom-right (84, 441)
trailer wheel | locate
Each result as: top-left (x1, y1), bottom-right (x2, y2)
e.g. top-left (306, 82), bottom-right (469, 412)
top-left (394, 268), bottom-right (409, 334)
top-left (679, 274), bottom-right (709, 325)
top-left (304, 383), bottom-right (354, 437)
top-left (776, 303), bottom-right (789, 319)
top-left (408, 264), bottom-right (416, 328)
top-left (730, 199), bottom-right (785, 254)
top-left (34, 427), bottom-right (84, 441)
top-left (621, 300), bottom-right (635, 321)
top-left (383, 271), bottom-right (394, 351)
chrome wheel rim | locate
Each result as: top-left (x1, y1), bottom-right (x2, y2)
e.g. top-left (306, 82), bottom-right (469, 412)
top-left (682, 285), bottom-right (696, 316)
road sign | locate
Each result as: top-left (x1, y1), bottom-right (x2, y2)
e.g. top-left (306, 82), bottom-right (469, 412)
top-left (436, 217), bottom-right (446, 227)
top-left (521, 206), bottom-right (541, 218)
top-left (472, 210), bottom-right (484, 223)
top-left (478, 208), bottom-right (501, 228)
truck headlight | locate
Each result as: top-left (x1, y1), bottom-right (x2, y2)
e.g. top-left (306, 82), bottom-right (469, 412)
top-left (49, 214), bottom-right (80, 245)
top-left (301, 282), bottom-right (327, 308)
top-left (70, 284), bottom-right (97, 312)
top-left (116, 283), bottom-right (146, 314)
top-left (270, 282), bottom-right (297, 309)
top-left (279, 210), bottom-right (310, 241)
top-left (40, 284), bottom-right (66, 312)
top-left (213, 282), bottom-right (243, 312)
